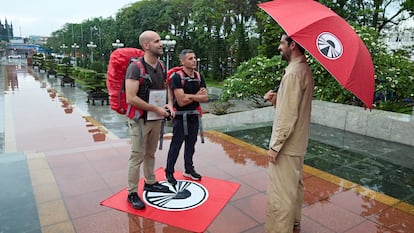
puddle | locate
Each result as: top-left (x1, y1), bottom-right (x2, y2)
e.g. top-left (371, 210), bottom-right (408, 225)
top-left (223, 124), bottom-right (414, 205)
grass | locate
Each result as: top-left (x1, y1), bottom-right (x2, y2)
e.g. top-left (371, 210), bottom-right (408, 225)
top-left (205, 77), bottom-right (223, 89)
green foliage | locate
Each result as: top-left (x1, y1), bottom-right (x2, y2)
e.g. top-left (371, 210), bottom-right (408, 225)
top-left (117, 0), bottom-right (170, 48)
top-left (57, 64), bottom-right (72, 77)
top-left (318, 0), bottom-right (412, 33)
top-left (306, 53), bottom-right (362, 105)
top-left (354, 25), bottom-right (414, 111)
top-left (256, 10), bottom-right (283, 58)
top-left (220, 55), bottom-right (284, 104)
top-left (90, 61), bottom-right (104, 73)
top-left (44, 56), bottom-right (57, 73)
top-left (377, 101), bottom-right (414, 114)
top-left (62, 57), bottom-right (71, 64)
top-left (46, 0), bottom-right (413, 114)
top-left (221, 24), bottom-right (414, 114)
top-left (205, 77), bottom-right (222, 88)
top-left (32, 53), bottom-right (45, 68)
top-left (72, 67), bottom-right (106, 92)
top-left (48, 0), bottom-right (265, 82)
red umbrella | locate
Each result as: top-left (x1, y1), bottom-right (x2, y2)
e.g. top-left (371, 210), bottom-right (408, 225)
top-left (258, 0), bottom-right (375, 109)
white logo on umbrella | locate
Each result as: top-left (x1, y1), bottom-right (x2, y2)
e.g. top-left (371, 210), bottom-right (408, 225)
top-left (143, 180), bottom-right (208, 211)
top-left (316, 32), bottom-right (343, 60)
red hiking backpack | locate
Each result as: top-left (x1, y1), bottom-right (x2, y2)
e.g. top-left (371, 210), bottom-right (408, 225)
top-left (167, 66), bottom-right (203, 116)
top-left (167, 66), bottom-right (201, 94)
top-left (106, 47), bottom-right (165, 120)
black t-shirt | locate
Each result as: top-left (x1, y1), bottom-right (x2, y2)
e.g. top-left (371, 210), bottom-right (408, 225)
top-left (170, 71), bottom-right (206, 111)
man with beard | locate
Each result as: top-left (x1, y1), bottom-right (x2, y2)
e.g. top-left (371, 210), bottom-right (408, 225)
top-left (263, 33), bottom-right (314, 232)
top-left (125, 30), bottom-right (173, 210)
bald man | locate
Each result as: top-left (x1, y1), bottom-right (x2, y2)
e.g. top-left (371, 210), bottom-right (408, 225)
top-left (125, 30), bottom-right (173, 210)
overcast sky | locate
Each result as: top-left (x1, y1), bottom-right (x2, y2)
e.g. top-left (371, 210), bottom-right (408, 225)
top-left (2, 0), bottom-right (412, 38)
top-left (1, 0), bottom-right (135, 37)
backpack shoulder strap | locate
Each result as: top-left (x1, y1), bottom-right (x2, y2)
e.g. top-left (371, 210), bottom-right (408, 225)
top-left (174, 70), bottom-right (202, 88)
top-left (194, 71), bottom-right (201, 83)
top-left (130, 57), bottom-right (146, 82)
top-left (157, 60), bottom-right (166, 75)
top-left (176, 70), bottom-right (188, 87)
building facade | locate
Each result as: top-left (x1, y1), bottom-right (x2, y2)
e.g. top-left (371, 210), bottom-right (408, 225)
top-left (0, 18), bottom-right (13, 42)
top-left (383, 26), bottom-right (414, 60)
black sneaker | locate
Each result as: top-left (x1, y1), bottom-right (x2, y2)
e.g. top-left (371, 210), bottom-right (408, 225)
top-left (165, 173), bottom-right (177, 185)
top-left (143, 182), bottom-right (171, 192)
top-left (127, 192), bottom-right (145, 210)
top-left (183, 170), bottom-right (202, 181)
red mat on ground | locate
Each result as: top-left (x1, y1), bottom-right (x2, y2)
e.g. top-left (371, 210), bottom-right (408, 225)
top-left (100, 167), bottom-right (240, 233)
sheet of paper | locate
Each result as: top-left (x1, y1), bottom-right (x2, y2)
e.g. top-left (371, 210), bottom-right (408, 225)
top-left (147, 89), bottom-right (167, 120)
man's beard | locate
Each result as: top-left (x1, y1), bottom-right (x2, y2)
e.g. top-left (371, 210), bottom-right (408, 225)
top-left (280, 50), bottom-right (290, 61)
top-left (150, 48), bottom-right (163, 57)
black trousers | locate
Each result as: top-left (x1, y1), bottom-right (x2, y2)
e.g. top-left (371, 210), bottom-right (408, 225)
top-left (165, 116), bottom-right (199, 174)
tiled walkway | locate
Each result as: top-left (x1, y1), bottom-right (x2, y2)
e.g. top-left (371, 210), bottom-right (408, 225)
top-left (1, 62), bottom-right (414, 232)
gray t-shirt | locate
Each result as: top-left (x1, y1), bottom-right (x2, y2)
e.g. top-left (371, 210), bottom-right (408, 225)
top-left (125, 58), bottom-right (166, 101)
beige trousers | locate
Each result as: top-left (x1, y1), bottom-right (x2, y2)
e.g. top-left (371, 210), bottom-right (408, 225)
top-left (266, 153), bottom-right (304, 233)
top-left (127, 118), bottom-right (162, 193)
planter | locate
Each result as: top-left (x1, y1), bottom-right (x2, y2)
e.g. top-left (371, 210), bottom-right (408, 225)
top-left (60, 76), bottom-right (75, 87)
top-left (47, 69), bottom-right (57, 78)
top-left (87, 90), bottom-right (109, 105)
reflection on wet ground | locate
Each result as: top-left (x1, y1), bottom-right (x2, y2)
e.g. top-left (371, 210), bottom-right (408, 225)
top-left (224, 124), bottom-right (414, 206)
top-left (2, 62), bottom-right (414, 232)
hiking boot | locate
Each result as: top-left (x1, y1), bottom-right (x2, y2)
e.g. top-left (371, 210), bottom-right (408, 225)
top-left (127, 192), bottom-right (145, 210)
top-left (144, 182), bottom-right (170, 192)
top-left (183, 170), bottom-right (202, 181)
top-left (165, 173), bottom-right (177, 185)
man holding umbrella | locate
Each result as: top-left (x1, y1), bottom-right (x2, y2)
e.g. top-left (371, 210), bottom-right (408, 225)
top-left (264, 33), bottom-right (314, 232)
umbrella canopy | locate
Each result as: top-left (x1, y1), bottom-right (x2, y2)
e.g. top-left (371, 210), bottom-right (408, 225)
top-left (258, 0), bottom-right (375, 109)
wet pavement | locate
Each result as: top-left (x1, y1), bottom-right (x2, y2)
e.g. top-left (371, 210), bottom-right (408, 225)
top-left (224, 124), bottom-right (414, 206)
top-left (1, 60), bottom-right (414, 233)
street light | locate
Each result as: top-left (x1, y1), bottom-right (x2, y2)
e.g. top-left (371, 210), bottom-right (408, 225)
top-left (112, 39), bottom-right (124, 49)
top-left (87, 41), bottom-right (97, 63)
top-left (91, 26), bottom-right (103, 60)
top-left (71, 43), bottom-right (79, 58)
top-left (161, 35), bottom-right (176, 70)
top-left (197, 58), bottom-right (201, 71)
top-left (60, 44), bottom-right (68, 56)
top-left (71, 43), bottom-right (79, 66)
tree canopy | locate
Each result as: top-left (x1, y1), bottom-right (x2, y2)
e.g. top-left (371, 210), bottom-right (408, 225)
top-left (46, 0), bottom-right (414, 113)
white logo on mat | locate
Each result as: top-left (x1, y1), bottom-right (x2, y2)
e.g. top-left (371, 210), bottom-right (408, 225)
top-left (143, 180), bottom-right (208, 211)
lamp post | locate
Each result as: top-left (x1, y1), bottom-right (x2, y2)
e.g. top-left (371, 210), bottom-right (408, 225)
top-left (87, 41), bottom-right (97, 63)
top-left (71, 43), bottom-right (79, 58)
top-left (112, 39), bottom-right (124, 50)
top-left (60, 44), bottom-right (68, 56)
top-left (197, 58), bottom-right (201, 71)
top-left (90, 26), bottom-right (103, 60)
top-left (161, 35), bottom-right (176, 70)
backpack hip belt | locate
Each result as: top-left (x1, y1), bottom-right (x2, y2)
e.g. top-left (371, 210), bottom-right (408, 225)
top-left (174, 109), bottom-right (204, 143)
